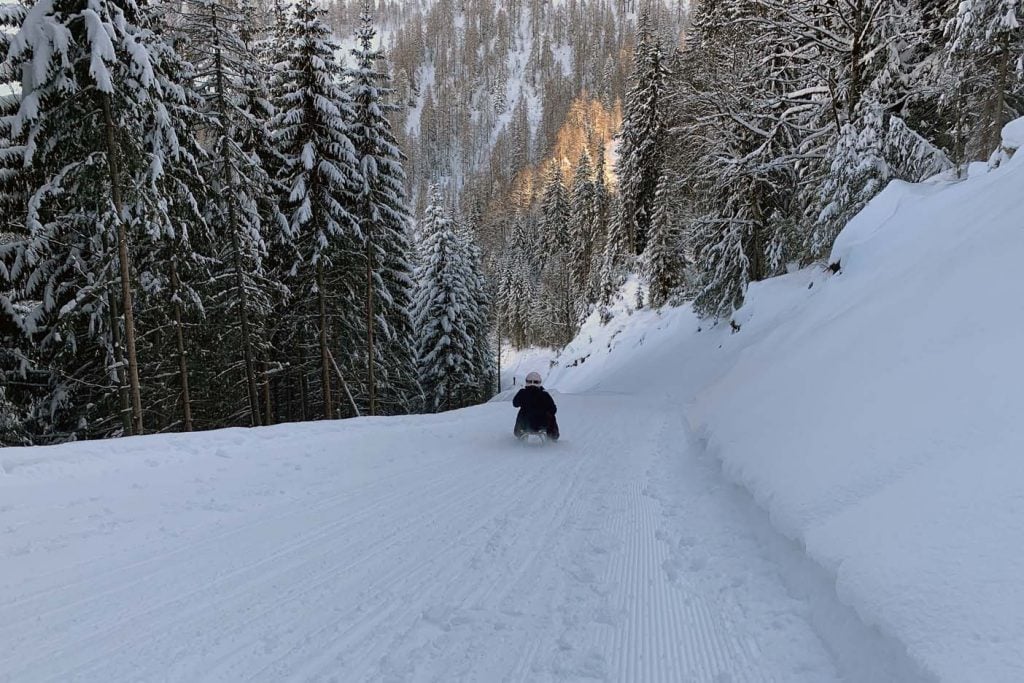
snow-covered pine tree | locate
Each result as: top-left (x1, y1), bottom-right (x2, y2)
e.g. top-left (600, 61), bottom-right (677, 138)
top-left (348, 0), bottom-right (420, 416)
top-left (644, 173), bottom-right (686, 308)
top-left (691, 211), bottom-right (753, 320)
top-left (272, 0), bottom-right (363, 421)
top-left (615, 12), bottom-right (669, 255)
top-left (1, 0), bottom-right (211, 437)
top-left (0, 281), bottom-right (32, 445)
top-left (569, 149), bottom-right (596, 320)
top-left (589, 148), bottom-right (611, 303)
top-left (599, 195), bottom-right (630, 308)
top-left (497, 217), bottom-right (538, 349)
top-left (942, 0), bottom-right (1024, 168)
top-left (670, 0), bottom-right (816, 316)
top-left (539, 162), bottom-right (571, 264)
top-left (507, 248), bottom-right (537, 349)
top-left (811, 95), bottom-right (890, 259)
top-left (456, 217), bottom-right (495, 403)
top-left (537, 161), bottom-right (575, 346)
top-left (178, 0), bottom-right (286, 428)
top-left (495, 248), bottom-right (514, 338)
top-left (413, 189), bottom-right (477, 412)
top-left (123, 14), bottom-right (219, 434)
top-left (0, 2), bottom-right (27, 226)
top-left (805, 0), bottom-right (933, 257)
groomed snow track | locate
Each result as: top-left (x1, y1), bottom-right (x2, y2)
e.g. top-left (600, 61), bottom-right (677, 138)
top-left (1, 395), bottom-right (928, 682)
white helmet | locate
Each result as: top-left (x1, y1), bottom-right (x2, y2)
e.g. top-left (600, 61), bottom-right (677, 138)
top-left (525, 371), bottom-right (542, 385)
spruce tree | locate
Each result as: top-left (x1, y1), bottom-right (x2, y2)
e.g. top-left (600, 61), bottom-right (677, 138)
top-left (569, 150), bottom-right (596, 320)
top-left (497, 218), bottom-right (538, 349)
top-left (2, 0), bottom-right (208, 437)
top-left (349, 0), bottom-right (420, 415)
top-left (589, 149), bottom-right (611, 303)
top-left (181, 0), bottom-right (285, 428)
top-left (643, 174), bottom-right (686, 308)
top-left (272, 0), bottom-right (363, 420)
top-left (457, 217), bottom-right (496, 403)
top-left (599, 195), bottom-right (630, 307)
top-left (537, 163), bottom-right (575, 345)
top-left (413, 189), bottom-right (476, 412)
top-left (811, 97), bottom-right (890, 258)
top-left (942, 0), bottom-right (1024, 166)
top-left (0, 2), bottom-right (27, 226)
top-left (616, 14), bottom-right (669, 255)
top-left (539, 162), bottom-right (571, 263)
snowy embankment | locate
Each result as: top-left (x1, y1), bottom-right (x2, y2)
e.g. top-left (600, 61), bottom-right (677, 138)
top-left (545, 119), bottom-right (1024, 681)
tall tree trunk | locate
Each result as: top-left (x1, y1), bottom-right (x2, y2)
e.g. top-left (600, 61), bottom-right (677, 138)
top-left (169, 260), bottom-right (193, 432)
top-left (228, 187), bottom-right (262, 426)
top-left (102, 92), bottom-right (144, 436)
top-left (107, 292), bottom-right (132, 435)
top-left (749, 192), bottom-right (767, 282)
top-left (299, 346), bottom-right (309, 421)
top-left (263, 362), bottom-right (274, 425)
top-left (317, 261), bottom-right (334, 419)
top-left (986, 32), bottom-right (1011, 158)
top-left (848, 5), bottom-right (864, 121)
top-left (213, 12), bottom-right (262, 427)
top-left (365, 229), bottom-right (377, 416)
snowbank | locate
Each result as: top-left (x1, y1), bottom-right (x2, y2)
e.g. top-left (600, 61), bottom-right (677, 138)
top-left (545, 119), bottom-right (1024, 681)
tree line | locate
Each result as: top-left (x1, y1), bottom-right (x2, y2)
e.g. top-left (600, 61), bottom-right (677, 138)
top-left (0, 0), bottom-right (493, 445)
top-left (668, 0), bottom-right (1021, 318)
top-left (486, 0), bottom-right (1020, 350)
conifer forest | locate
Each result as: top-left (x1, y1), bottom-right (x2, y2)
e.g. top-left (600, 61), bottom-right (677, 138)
top-left (1, 0), bottom-right (1020, 445)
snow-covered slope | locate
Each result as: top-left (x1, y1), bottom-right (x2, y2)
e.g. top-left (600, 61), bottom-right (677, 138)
top-left (543, 119), bottom-right (1024, 681)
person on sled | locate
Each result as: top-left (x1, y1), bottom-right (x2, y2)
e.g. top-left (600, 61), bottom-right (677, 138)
top-left (512, 371), bottom-right (559, 440)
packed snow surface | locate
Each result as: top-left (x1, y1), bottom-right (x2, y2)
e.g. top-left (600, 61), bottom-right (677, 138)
top-left (2, 398), bottom-right (852, 681)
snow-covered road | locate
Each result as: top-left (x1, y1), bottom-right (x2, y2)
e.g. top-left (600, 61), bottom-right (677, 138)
top-left (4, 395), bottom-right (853, 682)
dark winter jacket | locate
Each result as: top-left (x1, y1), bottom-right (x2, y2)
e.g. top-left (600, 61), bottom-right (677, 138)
top-left (512, 386), bottom-right (557, 432)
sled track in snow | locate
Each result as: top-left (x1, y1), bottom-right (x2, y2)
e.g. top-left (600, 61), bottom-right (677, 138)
top-left (0, 394), bottom-right (924, 681)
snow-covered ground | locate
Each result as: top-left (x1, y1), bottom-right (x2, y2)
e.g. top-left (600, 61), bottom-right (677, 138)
top-left (2, 396), bottom-right (862, 682)
top-left (3, 122), bottom-right (1021, 682)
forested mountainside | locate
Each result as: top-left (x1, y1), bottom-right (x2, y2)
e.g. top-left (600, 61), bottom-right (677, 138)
top-left (327, 0), bottom-right (684, 195)
top-left (323, 0), bottom-right (689, 351)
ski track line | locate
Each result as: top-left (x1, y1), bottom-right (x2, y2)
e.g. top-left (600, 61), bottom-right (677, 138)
top-left (236, 456), bottom-right (583, 682)
top-left (3, 455), bottom-right (524, 682)
top-left (295, 452), bottom-right (590, 682)
top-left (426, 440), bottom-right (597, 683)
top-left (277, 420), bottom-right (596, 682)
top-left (651, 409), bottom-right (772, 683)
top-left (596, 404), bottom-right (774, 683)
top-left (464, 454), bottom-right (593, 682)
